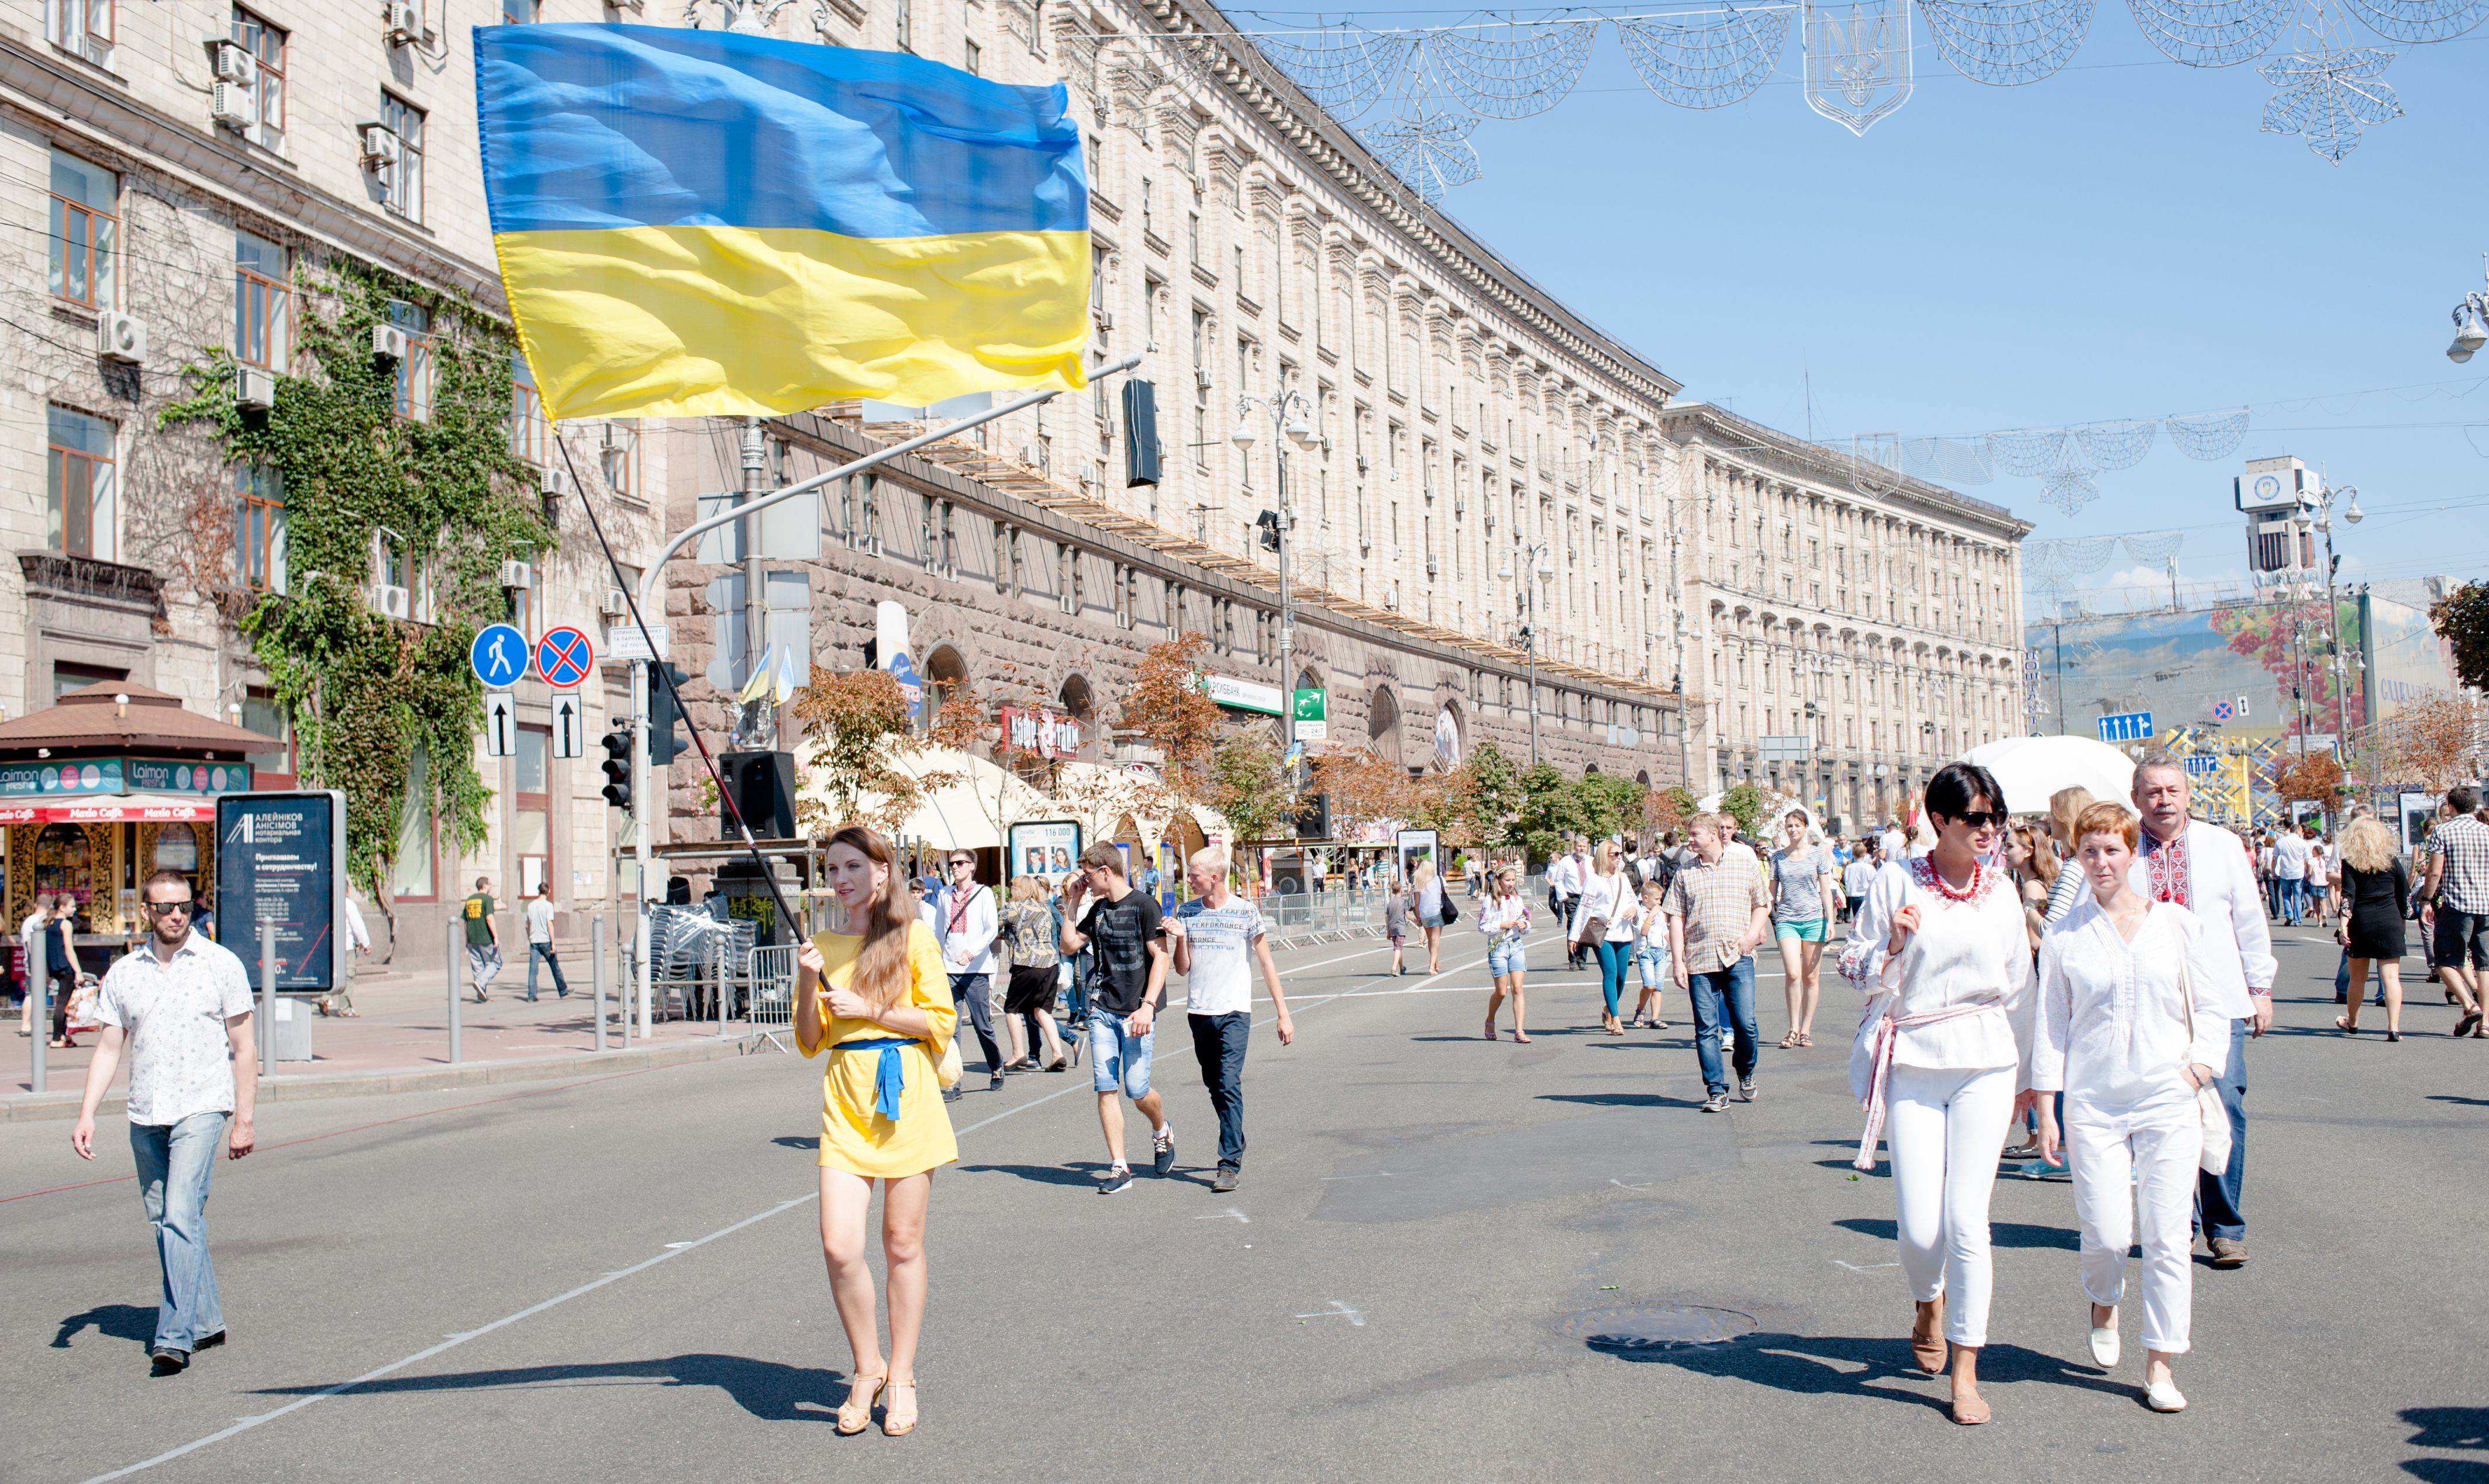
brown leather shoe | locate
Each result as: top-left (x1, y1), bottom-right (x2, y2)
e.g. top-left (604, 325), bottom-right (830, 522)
top-left (2208, 1237), bottom-right (2248, 1268)
top-left (1911, 1297), bottom-right (1948, 1375)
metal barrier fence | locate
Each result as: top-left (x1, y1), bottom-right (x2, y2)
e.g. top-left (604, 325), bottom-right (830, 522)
top-left (1246, 875), bottom-right (1546, 943)
top-left (748, 944), bottom-right (796, 1050)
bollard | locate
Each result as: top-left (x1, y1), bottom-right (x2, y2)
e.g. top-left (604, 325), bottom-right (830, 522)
top-left (446, 917), bottom-right (463, 1065)
top-left (591, 912), bottom-right (608, 1054)
top-left (260, 920), bottom-right (277, 1079)
top-left (29, 957), bottom-right (44, 1096)
top-left (619, 923), bottom-right (633, 1050)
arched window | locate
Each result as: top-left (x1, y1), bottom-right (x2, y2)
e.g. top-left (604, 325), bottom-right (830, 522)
top-left (1368, 684), bottom-right (1402, 767)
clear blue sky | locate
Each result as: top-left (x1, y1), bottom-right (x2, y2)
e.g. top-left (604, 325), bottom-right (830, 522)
top-left (1257, 10), bottom-right (2489, 605)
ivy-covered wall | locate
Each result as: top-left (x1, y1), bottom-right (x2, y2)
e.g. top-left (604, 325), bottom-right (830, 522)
top-left (163, 261), bottom-right (550, 922)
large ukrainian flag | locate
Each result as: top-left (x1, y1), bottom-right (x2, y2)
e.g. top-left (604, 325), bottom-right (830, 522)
top-left (475, 23), bottom-right (1090, 419)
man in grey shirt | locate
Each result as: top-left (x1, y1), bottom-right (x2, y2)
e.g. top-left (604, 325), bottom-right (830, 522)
top-left (524, 886), bottom-right (569, 1002)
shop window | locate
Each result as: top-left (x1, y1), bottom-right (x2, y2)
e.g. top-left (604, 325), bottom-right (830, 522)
top-left (35, 824), bottom-right (95, 920)
top-left (396, 743), bottom-right (436, 899)
top-left (516, 724), bottom-right (550, 898)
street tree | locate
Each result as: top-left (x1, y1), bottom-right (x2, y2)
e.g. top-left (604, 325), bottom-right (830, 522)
top-left (2275, 751), bottom-right (2345, 803)
top-left (1719, 782), bottom-right (1766, 840)
top-left (1118, 633), bottom-right (1222, 799)
top-left (1646, 785), bottom-right (1698, 838)
top-left (1208, 733), bottom-right (1298, 846)
top-left (2431, 581), bottom-right (2489, 693)
top-left (2381, 691), bottom-right (2485, 792)
top-left (1310, 747), bottom-right (1409, 843)
top-left (1517, 762), bottom-right (1592, 865)
top-left (792, 667), bottom-right (959, 837)
top-left (1457, 741), bottom-right (1528, 857)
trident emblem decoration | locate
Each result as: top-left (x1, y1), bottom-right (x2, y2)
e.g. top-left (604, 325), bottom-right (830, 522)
top-left (1803, 0), bottom-right (1915, 135)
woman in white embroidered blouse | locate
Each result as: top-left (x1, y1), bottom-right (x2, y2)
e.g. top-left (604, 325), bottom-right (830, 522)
top-left (1839, 761), bottom-right (2036, 1427)
top-left (2032, 802), bottom-right (2239, 1416)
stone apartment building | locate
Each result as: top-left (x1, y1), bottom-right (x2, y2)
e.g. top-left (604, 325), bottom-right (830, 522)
top-left (2, 0), bottom-right (661, 962)
top-left (1663, 404), bottom-right (2032, 827)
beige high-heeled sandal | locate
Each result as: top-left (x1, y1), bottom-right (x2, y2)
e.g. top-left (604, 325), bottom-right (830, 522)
top-left (836, 1371), bottom-right (886, 1435)
top-left (881, 1377), bottom-right (919, 1437)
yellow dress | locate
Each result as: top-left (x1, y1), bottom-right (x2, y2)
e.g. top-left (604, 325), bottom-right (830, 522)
top-left (798, 922), bottom-right (960, 1178)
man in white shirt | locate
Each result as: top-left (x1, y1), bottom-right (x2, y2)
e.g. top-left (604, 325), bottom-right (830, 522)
top-left (523, 886), bottom-right (570, 1002)
top-left (1879, 824), bottom-right (1907, 862)
top-left (1549, 837), bottom-right (1592, 969)
top-left (1168, 847), bottom-right (1295, 1193)
top-left (71, 869), bottom-right (257, 1375)
top-left (933, 850), bottom-right (1005, 1094)
top-left (2129, 751), bottom-right (2272, 1270)
top-left (322, 895), bottom-right (370, 1018)
top-left (2271, 824), bottom-right (2312, 926)
top-left (1842, 843), bottom-right (1882, 920)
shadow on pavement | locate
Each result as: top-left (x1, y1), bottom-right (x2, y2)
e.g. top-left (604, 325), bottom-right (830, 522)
top-left (959, 1162), bottom-right (1108, 1188)
top-left (1537, 1092), bottom-right (1710, 1112)
top-left (252, 1354), bottom-right (853, 1421)
top-left (771, 1136), bottom-right (818, 1151)
top-left (1835, 1217), bottom-right (2081, 1251)
top-left (1592, 1333), bottom-right (2128, 1407)
top-left (2425, 1095), bottom-right (2489, 1108)
top-left (2402, 1404), bottom-right (2489, 1451)
top-left (54, 1303), bottom-right (156, 1350)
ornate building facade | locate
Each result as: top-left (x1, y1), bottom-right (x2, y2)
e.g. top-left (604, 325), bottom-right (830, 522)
top-left (1663, 405), bottom-right (2032, 827)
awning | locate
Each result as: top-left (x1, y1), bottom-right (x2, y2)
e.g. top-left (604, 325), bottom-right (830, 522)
top-left (0, 793), bottom-right (219, 824)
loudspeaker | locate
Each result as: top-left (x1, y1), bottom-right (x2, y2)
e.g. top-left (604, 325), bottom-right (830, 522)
top-left (718, 750), bottom-right (797, 840)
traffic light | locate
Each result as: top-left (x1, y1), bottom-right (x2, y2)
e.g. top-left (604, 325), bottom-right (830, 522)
top-left (599, 727), bottom-right (632, 812)
top-left (649, 663), bottom-right (691, 767)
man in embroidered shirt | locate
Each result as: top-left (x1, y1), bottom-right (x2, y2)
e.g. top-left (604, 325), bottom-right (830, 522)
top-left (2129, 751), bottom-right (2274, 1269)
top-left (71, 869), bottom-right (257, 1375)
top-left (1665, 812), bottom-right (1772, 1113)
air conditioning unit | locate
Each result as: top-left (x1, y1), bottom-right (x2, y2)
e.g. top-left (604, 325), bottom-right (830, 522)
top-left (599, 588), bottom-right (630, 617)
top-left (370, 324), bottom-right (409, 361)
top-left (211, 82), bottom-right (251, 129)
top-left (1194, 368), bottom-right (1212, 391)
top-left (359, 125), bottom-right (401, 166)
top-left (96, 312), bottom-right (147, 364)
top-left (385, 1), bottom-right (423, 44)
top-left (236, 366), bottom-right (275, 410)
top-left (1425, 555), bottom-right (1439, 577)
top-left (1354, 454), bottom-right (1370, 474)
top-left (540, 467), bottom-right (572, 501)
top-left (371, 584), bottom-right (412, 620)
top-left (497, 559), bottom-right (532, 590)
top-left (213, 42), bottom-right (255, 82)
top-left (608, 0), bottom-right (644, 9)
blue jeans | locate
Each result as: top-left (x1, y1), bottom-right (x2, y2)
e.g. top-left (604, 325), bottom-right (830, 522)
top-left (525, 943), bottom-right (568, 1000)
top-left (2335, 952), bottom-right (2387, 1006)
top-left (1635, 943), bottom-right (1668, 989)
top-left (131, 1112), bottom-right (227, 1353)
top-left (1188, 1011), bottom-right (1249, 1169)
top-left (1687, 958), bottom-right (1759, 1096)
top-left (2196, 1017), bottom-right (2250, 1242)
top-left (1487, 939), bottom-right (1527, 979)
top-left (950, 972), bottom-right (1004, 1075)
top-left (2277, 878), bottom-right (2305, 923)
top-left (1592, 940), bottom-right (1632, 1017)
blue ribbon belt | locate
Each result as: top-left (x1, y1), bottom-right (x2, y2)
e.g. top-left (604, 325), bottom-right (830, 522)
top-left (835, 1036), bottom-right (917, 1121)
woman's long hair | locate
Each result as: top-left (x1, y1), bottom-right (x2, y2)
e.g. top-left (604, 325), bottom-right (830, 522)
top-left (2015, 824), bottom-right (2058, 886)
top-left (2340, 816), bottom-right (2396, 876)
top-left (829, 824), bottom-right (915, 1010)
top-left (2048, 786), bottom-right (2096, 854)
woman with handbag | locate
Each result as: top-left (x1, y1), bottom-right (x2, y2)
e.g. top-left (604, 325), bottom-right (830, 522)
top-left (2031, 802), bottom-right (2243, 1415)
top-left (1839, 762), bottom-right (2036, 1426)
top-left (795, 824), bottom-right (961, 1439)
top-left (1415, 861), bottom-right (1451, 975)
top-left (1576, 843), bottom-right (1640, 1036)
top-left (2331, 815), bottom-right (2414, 1039)
top-left (1000, 875), bottom-right (1070, 1071)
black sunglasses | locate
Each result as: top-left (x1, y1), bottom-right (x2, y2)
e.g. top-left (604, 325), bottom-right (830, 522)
top-left (146, 899), bottom-right (195, 915)
top-left (1946, 810), bottom-right (2009, 830)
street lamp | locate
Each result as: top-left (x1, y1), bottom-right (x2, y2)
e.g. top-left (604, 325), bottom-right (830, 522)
top-left (1233, 389), bottom-right (1321, 768)
top-left (2446, 254), bottom-right (2489, 363)
top-left (1500, 540), bottom-right (1554, 766)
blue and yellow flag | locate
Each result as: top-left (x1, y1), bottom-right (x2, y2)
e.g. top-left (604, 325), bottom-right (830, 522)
top-left (475, 23), bottom-right (1090, 419)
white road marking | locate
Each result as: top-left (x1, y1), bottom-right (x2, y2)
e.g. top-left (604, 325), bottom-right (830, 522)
top-left (1294, 1300), bottom-right (1366, 1327)
top-left (1197, 1207), bottom-right (1250, 1223)
top-left (1833, 1259), bottom-right (1900, 1272)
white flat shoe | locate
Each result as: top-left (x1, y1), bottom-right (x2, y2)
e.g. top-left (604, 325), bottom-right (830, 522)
top-left (2090, 1325), bottom-right (2120, 1369)
top-left (2146, 1379), bottom-right (2187, 1413)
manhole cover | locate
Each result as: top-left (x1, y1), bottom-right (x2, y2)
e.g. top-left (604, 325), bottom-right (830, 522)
top-left (1556, 1303), bottom-right (1756, 1351)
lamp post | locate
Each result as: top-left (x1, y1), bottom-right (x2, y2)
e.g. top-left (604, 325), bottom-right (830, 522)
top-left (2446, 254), bottom-right (2489, 363)
top-left (1230, 391), bottom-right (1321, 769)
top-left (2307, 482), bottom-right (2363, 766)
top-left (1500, 539), bottom-right (1554, 767)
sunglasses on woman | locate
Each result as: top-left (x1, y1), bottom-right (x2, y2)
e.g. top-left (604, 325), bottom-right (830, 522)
top-left (1946, 810), bottom-right (2009, 829)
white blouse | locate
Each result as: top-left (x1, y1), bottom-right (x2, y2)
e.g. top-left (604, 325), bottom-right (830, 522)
top-left (1574, 869), bottom-right (1642, 944)
top-left (1840, 855), bottom-right (2036, 1083)
top-left (2030, 898), bottom-right (2238, 1113)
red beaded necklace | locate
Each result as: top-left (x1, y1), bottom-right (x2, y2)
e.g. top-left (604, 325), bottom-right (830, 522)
top-left (1926, 856), bottom-right (1984, 902)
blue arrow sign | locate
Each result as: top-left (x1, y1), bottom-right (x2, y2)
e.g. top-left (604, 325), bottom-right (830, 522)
top-left (535, 626), bottom-right (595, 689)
top-left (2095, 711), bottom-right (2154, 743)
top-left (471, 623), bottom-right (530, 689)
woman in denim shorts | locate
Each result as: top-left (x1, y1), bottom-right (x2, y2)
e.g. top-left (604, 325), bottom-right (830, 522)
top-left (1478, 864), bottom-right (1533, 1043)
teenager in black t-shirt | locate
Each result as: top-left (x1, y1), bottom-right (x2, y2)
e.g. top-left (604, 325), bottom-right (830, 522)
top-left (1059, 844), bottom-right (1171, 1194)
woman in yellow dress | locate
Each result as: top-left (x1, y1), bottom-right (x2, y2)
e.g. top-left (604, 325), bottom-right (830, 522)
top-left (796, 824), bottom-right (959, 1438)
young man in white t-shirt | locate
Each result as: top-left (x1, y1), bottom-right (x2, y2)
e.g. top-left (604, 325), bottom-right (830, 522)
top-left (1168, 847), bottom-right (1295, 1193)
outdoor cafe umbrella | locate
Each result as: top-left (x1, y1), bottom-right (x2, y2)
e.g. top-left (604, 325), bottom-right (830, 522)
top-left (1959, 735), bottom-right (2138, 816)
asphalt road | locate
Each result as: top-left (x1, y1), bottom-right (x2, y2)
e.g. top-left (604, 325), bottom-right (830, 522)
top-left (5, 914), bottom-right (2483, 1482)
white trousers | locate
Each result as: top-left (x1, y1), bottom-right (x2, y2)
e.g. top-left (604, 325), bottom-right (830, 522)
top-left (1887, 1062), bottom-right (2017, 1347)
top-left (2066, 1098), bottom-right (2202, 1355)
